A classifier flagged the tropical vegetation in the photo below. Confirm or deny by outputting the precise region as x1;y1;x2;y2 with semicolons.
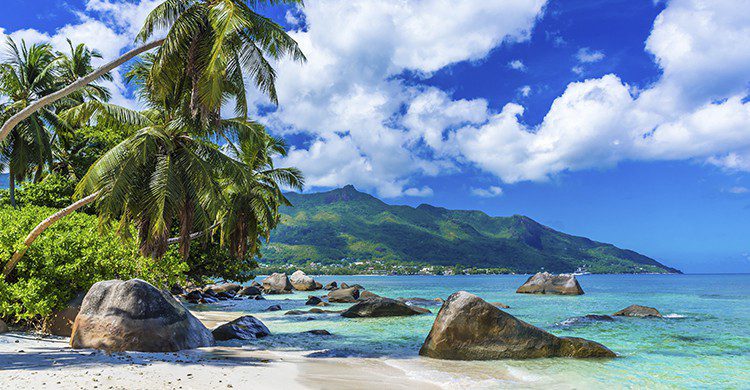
0;0;306;326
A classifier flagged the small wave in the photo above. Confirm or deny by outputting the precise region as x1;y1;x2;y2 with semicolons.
555;314;615;327
305;348;386;358
664;313;687;319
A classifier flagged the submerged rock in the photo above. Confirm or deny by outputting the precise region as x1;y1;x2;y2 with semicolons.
516;272;584;295
305;329;332;336
70;279;214;352
341;297;427;318
328;287;360;303
399;297;444;307
419;291;615;360
557;314;615;327
306;296;323;306
613;305;663;318
212;316;270;341
290;270;318;291
262;273;293;294
284;310;307;316
265;305;282;312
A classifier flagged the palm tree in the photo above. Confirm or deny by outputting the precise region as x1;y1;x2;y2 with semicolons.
136;0;305;125
0;39;60;207
220;127;303;259
0;0;305;144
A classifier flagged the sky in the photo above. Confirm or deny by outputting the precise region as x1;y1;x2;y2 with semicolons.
1;0;750;273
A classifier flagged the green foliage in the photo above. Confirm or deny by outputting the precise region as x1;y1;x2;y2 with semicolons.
0;205;187;324
260;185;680;274
181;240;257;283
0;174;77;209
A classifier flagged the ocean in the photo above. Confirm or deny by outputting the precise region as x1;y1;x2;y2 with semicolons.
193;274;750;388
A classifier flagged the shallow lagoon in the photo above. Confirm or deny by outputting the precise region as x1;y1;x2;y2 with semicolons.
196;274;750;388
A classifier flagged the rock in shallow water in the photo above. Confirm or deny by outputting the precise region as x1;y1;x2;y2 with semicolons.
516;272;584;295
212;316;270;341
290;270;318;291
237;286;262;297
341;297;427;318
262;273;293;294
328;287;360;303
306;296;323;306
419;291;615;360
70;279;214;352
613;304;663;318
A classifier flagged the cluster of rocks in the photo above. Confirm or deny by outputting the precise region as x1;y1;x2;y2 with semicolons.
263;271;323;294
180;282;263;304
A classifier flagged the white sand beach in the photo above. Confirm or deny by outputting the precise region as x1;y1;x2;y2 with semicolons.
0;309;442;390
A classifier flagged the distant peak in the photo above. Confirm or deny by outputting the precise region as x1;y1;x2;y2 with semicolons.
342;184;356;191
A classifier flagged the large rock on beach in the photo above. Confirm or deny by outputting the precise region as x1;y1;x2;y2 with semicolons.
70;279;214;352
43;292;85;336
212;316;270;341
328;287;360;303
613;304;663;318
262;273;293;294
419;291;615;360
290;270;318;291
206;283;242;295
342;297;427;318
516;272;584;295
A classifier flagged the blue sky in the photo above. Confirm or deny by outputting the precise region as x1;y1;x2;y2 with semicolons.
2;0;750;273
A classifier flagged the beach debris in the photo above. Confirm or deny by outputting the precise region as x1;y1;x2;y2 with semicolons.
613;304;663;318
290;270;320;291
262;273;293;294
341;297;428;318
70;279;214;352
516;272;584;295
419;291;615;360
212;315;270;341
327;287;360;303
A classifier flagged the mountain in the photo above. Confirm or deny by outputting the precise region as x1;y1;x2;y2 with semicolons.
261;185;680;274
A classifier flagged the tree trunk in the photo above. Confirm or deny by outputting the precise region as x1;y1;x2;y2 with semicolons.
8;167;16;209
0;39;165;144
3;191;99;277
166;223;220;245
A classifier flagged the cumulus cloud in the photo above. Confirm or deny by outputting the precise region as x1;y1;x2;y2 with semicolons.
519;85;532;97
258;0;547;197
508;59;526;71
404;186;434;197
471;186;503;197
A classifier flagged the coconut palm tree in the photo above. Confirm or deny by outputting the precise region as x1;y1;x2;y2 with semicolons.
0;39;61;207
219;126;303;259
0;0;305;144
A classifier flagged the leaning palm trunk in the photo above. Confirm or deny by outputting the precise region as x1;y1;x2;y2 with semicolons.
0;39;164;143
2;191;99;277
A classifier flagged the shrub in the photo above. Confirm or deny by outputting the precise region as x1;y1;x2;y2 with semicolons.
0;205;188;325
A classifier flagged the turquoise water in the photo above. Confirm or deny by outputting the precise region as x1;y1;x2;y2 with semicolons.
198;274;750;388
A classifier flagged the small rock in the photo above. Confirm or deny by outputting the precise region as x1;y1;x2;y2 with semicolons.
305;296;323;306
213;316;270;341
613;305;663;318
342;297;426;318
323;282;338;291
265;305;282;312
305;329;332;336
328;287;360;303
516;272;584;295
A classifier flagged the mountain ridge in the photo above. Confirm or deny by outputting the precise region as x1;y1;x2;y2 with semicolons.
261;185;681;274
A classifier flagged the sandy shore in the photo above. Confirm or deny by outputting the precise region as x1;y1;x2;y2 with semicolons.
0;309;442;390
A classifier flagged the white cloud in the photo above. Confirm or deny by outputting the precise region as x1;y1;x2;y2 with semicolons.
519;85;532;97
259;0;548;197
575;47;605;63
404;186;434;197
471;186;503;197
508;59;526;71
727;186;749;194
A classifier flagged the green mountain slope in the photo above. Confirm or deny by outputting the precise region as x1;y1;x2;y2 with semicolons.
261;185;680;274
